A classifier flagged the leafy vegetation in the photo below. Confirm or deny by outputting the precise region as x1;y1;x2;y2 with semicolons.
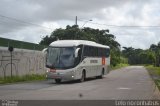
150;43;160;67
146;65;160;76
110;63;129;70
0;74;45;84
145;65;160;90
121;42;160;66
0;37;46;51
122;47;155;65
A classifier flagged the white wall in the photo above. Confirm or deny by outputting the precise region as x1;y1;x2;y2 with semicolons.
0;47;46;77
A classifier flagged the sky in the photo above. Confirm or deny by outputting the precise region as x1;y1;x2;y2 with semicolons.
0;0;160;49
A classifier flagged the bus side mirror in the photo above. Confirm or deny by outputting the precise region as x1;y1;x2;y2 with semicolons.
75;48;80;58
42;48;48;55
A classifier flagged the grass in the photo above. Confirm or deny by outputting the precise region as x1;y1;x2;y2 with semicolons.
110;63;129;70
145;65;160;90
145;65;160;76
0;74;46;84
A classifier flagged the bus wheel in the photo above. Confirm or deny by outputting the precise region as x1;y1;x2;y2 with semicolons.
99;69;104;79
55;79;61;83
80;71;85;82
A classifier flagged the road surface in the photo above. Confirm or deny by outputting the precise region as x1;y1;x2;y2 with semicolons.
0;66;160;100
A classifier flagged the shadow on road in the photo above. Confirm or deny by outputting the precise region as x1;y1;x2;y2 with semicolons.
52;77;105;85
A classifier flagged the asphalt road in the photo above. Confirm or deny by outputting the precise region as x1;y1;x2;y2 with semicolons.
0;66;160;100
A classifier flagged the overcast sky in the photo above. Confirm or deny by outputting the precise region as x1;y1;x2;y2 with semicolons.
0;0;160;49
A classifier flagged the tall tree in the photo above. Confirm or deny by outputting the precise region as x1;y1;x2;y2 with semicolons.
150;42;160;66
122;46;154;65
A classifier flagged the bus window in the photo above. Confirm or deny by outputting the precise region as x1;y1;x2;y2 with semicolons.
84;46;89;57
98;48;103;57
106;48;110;57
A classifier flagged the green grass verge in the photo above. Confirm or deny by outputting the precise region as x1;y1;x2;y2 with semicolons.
145;65;160;76
0;74;46;84
110;63;129;70
145;65;160;90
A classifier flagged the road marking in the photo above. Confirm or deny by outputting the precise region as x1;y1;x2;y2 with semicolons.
136;82;141;85
117;87;131;90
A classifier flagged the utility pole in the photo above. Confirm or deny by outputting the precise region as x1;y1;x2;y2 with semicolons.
75;19;92;39
75;16;77;25
8;46;14;78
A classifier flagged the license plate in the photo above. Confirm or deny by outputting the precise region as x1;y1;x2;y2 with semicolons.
52;76;60;78
50;69;56;72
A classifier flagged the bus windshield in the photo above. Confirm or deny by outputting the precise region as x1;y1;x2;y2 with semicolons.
46;47;75;69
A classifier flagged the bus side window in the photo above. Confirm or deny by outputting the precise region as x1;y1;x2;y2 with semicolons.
88;46;92;57
83;45;89;57
91;46;94;57
103;48;106;57
95;47;98;57
98;48;102;57
84;46;87;57
98;48;100;57
102;48;105;57
106;48;110;57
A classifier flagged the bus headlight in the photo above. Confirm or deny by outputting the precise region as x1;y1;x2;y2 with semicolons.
46;70;49;73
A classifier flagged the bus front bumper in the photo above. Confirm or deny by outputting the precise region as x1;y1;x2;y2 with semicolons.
46;71;75;81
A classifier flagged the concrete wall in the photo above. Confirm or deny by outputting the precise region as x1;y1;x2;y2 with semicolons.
0;47;46;77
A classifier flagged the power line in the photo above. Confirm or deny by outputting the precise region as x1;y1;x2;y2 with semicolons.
78;19;160;28
1;14;160;30
0;14;53;30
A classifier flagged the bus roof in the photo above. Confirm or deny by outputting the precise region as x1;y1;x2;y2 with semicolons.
49;40;109;48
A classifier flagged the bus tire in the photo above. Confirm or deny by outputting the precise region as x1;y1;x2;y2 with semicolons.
55;79;61;83
99;69;105;79
80;71;85;82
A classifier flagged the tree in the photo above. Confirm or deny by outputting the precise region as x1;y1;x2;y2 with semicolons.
39;35;57;45
150;42;160;66
122;47;154;65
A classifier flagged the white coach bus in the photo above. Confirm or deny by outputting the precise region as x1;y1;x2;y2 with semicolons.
45;40;110;83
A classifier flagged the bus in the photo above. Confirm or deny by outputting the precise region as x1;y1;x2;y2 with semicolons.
45;40;110;83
